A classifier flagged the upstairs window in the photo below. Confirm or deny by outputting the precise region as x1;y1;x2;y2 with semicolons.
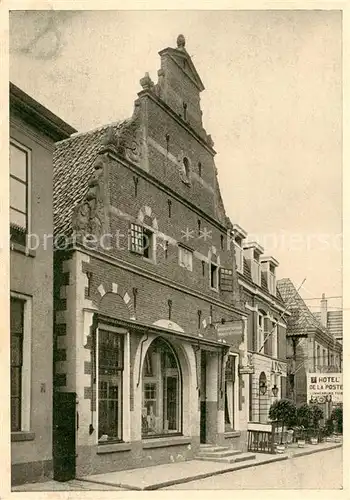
178;245;193;271
10;142;30;246
220;268;233;292
210;262;218;290
130;223;154;260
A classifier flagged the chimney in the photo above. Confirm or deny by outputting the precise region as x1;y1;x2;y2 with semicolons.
320;293;328;327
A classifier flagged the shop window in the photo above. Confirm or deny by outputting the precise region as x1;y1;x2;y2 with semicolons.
224;356;236;431
142;338;181;437
10;142;30;246
10;295;31;433
130;223;154;260
98;330;124;443
178;245;193;271
11;298;24;431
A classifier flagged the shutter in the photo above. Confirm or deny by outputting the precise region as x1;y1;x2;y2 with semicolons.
281;376;287;399
277;325;287;360
220;268;233;292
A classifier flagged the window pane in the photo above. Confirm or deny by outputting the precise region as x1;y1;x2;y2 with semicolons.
11;398;21;432
10;209;26;230
11;299;24;334
98;331;123;443
11;335;22;366
10;144;27;181
142;338;181;437
11;367;21;397
10;177;27;213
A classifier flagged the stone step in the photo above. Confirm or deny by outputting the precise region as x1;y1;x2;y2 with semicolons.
234;452;257;463
195;451;256;464
197;449;243;458
198;446;230;453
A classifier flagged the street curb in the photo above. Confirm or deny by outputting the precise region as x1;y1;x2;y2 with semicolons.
77;455;289;491
288;442;342;459
77;443;342;491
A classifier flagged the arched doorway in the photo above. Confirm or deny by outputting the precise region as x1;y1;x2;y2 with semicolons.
141;337;182;437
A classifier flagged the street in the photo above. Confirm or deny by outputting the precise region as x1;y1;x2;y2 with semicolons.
164;448;342;490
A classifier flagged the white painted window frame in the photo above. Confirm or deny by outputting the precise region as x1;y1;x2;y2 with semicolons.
95;326;130;444
9;139;32;244
10;291;32;433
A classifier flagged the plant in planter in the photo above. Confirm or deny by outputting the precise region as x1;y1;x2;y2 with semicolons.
331;406;343;435
309;405;324;444
269;399;297;450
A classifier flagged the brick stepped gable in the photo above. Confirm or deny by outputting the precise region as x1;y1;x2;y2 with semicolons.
196;444;256;464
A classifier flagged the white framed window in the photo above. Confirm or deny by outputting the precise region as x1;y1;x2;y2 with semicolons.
178;245;193;271
142;338;182;437
272;319;278;358
96;328;125;443
234;240;243;273
10;140;31;246
257;311;268;353
269;265;277;295
10;293;32;433
251;252;261;286
130;223;155;261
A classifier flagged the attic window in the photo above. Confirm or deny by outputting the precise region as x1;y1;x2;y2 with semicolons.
198;162;202;177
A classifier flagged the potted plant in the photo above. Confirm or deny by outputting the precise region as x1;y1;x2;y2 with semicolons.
309;405;324;444
293;426;306;447
269;399;297;452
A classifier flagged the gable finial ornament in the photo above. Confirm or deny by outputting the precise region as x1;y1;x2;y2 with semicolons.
176;34;186;50
140;72;154;91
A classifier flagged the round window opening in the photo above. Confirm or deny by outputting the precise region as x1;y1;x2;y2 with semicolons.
141;338;182;437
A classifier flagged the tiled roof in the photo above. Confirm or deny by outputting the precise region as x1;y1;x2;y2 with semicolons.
53;121;126;237
277;278;329;337
240;257;286;307
314;310;343;339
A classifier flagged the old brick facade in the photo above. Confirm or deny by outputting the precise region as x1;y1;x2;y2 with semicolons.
53;36;250;477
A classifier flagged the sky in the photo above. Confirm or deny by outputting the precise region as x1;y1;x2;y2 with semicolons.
9;9;343;311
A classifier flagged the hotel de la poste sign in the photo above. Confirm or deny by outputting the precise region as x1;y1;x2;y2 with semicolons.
307;373;343;404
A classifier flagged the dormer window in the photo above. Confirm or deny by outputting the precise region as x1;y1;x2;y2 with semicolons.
232;225;247;274
260;257;278;296
251;253;261;286
198;162;202;177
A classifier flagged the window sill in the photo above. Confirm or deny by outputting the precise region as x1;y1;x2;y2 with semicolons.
10;241;36;257
142;436;190;449
97;442;132;454
11;431;35;442
224;430;241;439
